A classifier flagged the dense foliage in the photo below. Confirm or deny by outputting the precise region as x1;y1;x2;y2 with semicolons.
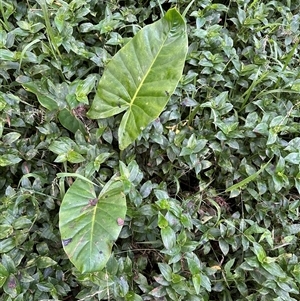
1;0;300;300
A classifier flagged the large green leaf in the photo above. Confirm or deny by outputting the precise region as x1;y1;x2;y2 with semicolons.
87;8;188;150
59;179;126;273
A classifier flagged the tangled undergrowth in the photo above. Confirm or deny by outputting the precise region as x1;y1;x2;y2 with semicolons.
1;0;300;300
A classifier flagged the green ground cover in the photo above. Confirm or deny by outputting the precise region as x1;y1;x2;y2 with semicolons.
1;0;300;300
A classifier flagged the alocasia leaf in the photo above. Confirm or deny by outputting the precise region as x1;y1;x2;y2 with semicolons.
87;8;188;149
59;178;126;273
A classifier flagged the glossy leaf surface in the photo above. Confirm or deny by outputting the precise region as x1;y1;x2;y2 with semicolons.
87;8;188;149
59;179;126;273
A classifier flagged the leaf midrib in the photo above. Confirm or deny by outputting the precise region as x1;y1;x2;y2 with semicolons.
129;26;171;109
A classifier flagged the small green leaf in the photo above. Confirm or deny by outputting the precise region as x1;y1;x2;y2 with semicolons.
0;238;15;253
0;225;13;239
58;109;86;134
36;256;57;269
285;153;300;164
22;81;62;111
125;291;143;301
192;274;201;294
75;74;97;104
54;153;67;163
236;280;248;296
54;7;66;33
219;239;230;256
245;256;260;268
267;129;277;145
49;137;74;154
0;49;15;60
200;273;211;292
158;263;172;282
187;256;201;275
2;132;21;145
149;285;167;298
0;154;22;166
252;242;266;263
158;213;169;229
161;226;176;249
36;282;53;292
3;274;18;298
269;116;286;128
66;150;85;164
253;122;268;135
140;180;153;198
171;273;184;283
49;137;85;163
12;217;32;230
1;254;16;273
117;276;129;297
0;263;9;287
94;152;113;168
261;260;286;278
224;258;235;276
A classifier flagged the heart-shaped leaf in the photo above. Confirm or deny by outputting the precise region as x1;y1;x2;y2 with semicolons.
87;8;188;149
59;178;126;273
